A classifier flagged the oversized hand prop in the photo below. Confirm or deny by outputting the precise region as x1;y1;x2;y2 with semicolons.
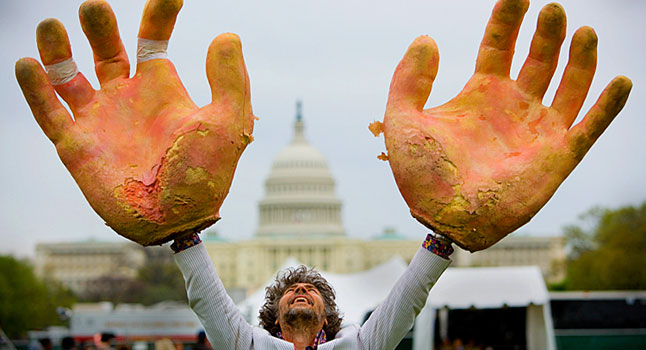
16;0;254;246
375;0;631;251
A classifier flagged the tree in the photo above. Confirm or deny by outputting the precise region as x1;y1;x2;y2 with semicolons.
134;261;187;305
0;256;75;338
82;275;145;304
564;201;646;290
81;260;186;305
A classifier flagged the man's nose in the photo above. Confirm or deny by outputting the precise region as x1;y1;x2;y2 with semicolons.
294;285;307;294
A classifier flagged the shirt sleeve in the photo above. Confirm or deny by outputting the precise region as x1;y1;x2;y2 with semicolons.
358;246;451;350
174;243;254;350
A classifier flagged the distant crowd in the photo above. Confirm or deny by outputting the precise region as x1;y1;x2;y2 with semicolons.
438;337;498;350
31;331;212;350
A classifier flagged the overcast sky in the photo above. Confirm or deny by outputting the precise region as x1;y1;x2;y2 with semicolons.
1;0;644;257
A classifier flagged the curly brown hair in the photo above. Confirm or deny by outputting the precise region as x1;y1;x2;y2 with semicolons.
258;265;343;339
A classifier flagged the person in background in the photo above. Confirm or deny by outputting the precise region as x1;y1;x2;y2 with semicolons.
94;333;115;350
192;331;211;350
61;337;77;350
452;338;465;350
27;340;42;350
38;339;52;350
154;338;175;350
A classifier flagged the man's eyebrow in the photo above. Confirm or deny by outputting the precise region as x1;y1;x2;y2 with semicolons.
308;286;321;293
303;284;320;292
284;283;317;291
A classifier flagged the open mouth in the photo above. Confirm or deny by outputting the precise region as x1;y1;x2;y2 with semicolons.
291;296;312;306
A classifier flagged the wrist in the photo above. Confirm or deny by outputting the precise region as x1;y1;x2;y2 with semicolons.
422;233;454;259
170;232;202;253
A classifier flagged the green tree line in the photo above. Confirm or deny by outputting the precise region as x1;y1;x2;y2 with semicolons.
81;260;187;305
561;201;646;290
0;256;75;338
0;256;185;339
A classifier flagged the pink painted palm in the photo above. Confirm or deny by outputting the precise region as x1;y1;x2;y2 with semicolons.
16;0;254;245
378;0;631;251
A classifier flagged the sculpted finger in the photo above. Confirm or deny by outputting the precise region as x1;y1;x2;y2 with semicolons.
136;0;182;66
79;0;130;85
36;18;94;109
566;76;631;163
206;33;253;131
386;35;439;112
475;0;529;76
16;58;75;144
137;0;183;76
552;26;597;128
138;0;182;40
517;3;566;98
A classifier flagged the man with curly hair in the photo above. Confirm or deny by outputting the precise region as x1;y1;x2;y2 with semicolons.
172;231;453;350
258;266;344;343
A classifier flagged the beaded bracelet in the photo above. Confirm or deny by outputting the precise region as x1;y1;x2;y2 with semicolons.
422;233;454;259
170;232;202;253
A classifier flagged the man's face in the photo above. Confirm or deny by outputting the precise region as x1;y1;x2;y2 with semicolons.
277;282;326;330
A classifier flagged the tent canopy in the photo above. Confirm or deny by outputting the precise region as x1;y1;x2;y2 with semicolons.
237;259;555;350
414;265;555;350
429;266;549;309
236;255;409;326
237;262;550;325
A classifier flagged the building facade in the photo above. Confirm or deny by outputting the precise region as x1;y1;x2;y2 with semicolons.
34;241;146;294
454;235;566;283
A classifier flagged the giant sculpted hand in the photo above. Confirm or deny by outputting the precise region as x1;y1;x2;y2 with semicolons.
16;0;254;246
375;0;632;251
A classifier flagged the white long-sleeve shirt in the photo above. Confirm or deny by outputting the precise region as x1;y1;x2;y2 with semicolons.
174;244;450;350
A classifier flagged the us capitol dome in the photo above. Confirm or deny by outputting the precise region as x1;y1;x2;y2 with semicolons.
256;101;345;238
199;102;421;294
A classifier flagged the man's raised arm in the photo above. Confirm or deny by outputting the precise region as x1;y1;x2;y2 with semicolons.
172;234;254;350
358;234;453;350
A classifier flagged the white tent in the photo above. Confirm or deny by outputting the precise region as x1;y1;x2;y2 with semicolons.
236;256;408;326
413;266;556;350
237;261;555;350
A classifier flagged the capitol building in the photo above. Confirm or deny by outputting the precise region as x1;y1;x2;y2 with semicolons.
200;103;566;294
202;102;421;294
34;103;566;296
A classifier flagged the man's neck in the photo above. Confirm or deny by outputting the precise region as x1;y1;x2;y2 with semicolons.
280;327;321;350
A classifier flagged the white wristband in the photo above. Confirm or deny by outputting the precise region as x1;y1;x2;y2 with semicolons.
44;58;79;85
137;38;169;63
